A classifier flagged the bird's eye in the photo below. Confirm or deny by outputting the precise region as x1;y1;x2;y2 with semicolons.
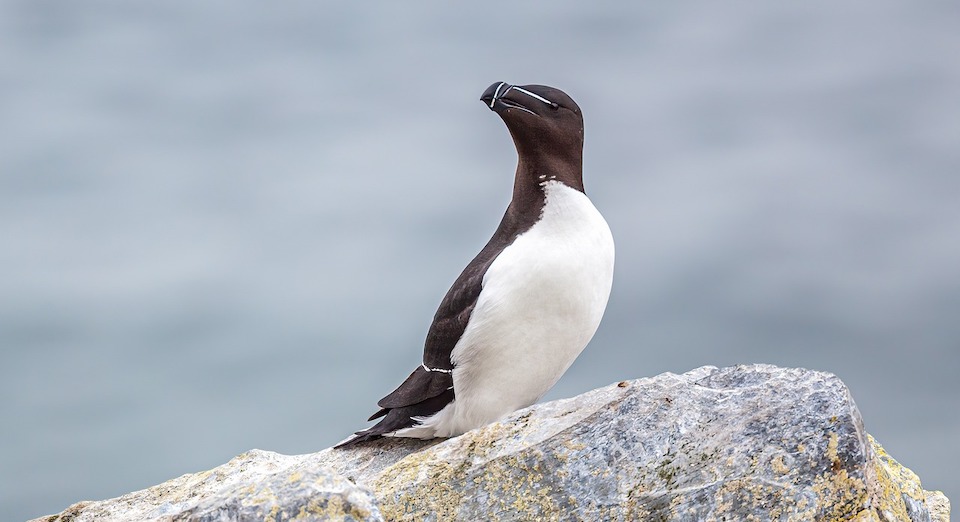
550;102;560;110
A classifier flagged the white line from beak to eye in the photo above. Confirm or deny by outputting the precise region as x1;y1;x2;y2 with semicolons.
511;86;554;106
490;82;506;108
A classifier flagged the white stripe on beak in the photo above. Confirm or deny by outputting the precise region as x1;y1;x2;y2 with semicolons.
490;82;506;108
512;86;556;107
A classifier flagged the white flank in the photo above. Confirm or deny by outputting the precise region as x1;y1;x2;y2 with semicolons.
394;181;615;438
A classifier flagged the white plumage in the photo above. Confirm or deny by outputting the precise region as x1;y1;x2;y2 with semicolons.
394;180;615;438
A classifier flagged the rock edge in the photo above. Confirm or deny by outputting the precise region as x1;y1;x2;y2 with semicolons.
34;365;950;522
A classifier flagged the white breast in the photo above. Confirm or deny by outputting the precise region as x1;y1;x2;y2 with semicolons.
394;181;615;439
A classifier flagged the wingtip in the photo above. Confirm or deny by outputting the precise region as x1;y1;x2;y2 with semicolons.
367;408;389;422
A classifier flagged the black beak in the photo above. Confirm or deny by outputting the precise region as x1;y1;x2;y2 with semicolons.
480;81;512;110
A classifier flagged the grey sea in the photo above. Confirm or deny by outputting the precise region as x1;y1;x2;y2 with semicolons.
2;2;958;520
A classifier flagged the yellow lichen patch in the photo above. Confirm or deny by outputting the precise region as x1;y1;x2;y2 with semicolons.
707;477;796;521
476;448;561;520
266;502;281;522
863;435;947;522
810;467;867;520
374;455;462;521
321;495;343;520
848;508;883;521
249;484;279;506
811;429;874;519
825;432;840;466
372;423;504;520
292;484;374;521
771;454;790;476
711;478;746;518
373;419;570;521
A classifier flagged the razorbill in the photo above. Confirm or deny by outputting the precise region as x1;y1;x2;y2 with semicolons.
335;82;614;448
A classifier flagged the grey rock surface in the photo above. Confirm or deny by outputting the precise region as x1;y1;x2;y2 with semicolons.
37;451;383;522
36;365;949;522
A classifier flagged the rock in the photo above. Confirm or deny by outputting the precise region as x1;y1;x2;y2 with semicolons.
366;364;949;521
36;450;383;522
35;365;949;522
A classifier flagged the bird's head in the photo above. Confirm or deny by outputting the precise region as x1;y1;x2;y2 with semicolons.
480;82;584;164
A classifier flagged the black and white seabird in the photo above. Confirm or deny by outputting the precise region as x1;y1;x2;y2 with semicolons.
335;82;615;448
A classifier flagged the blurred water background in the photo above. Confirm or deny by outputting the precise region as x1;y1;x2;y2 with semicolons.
2;2;958;519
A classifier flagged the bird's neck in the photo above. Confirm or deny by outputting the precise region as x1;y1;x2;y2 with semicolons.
510;151;583;213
